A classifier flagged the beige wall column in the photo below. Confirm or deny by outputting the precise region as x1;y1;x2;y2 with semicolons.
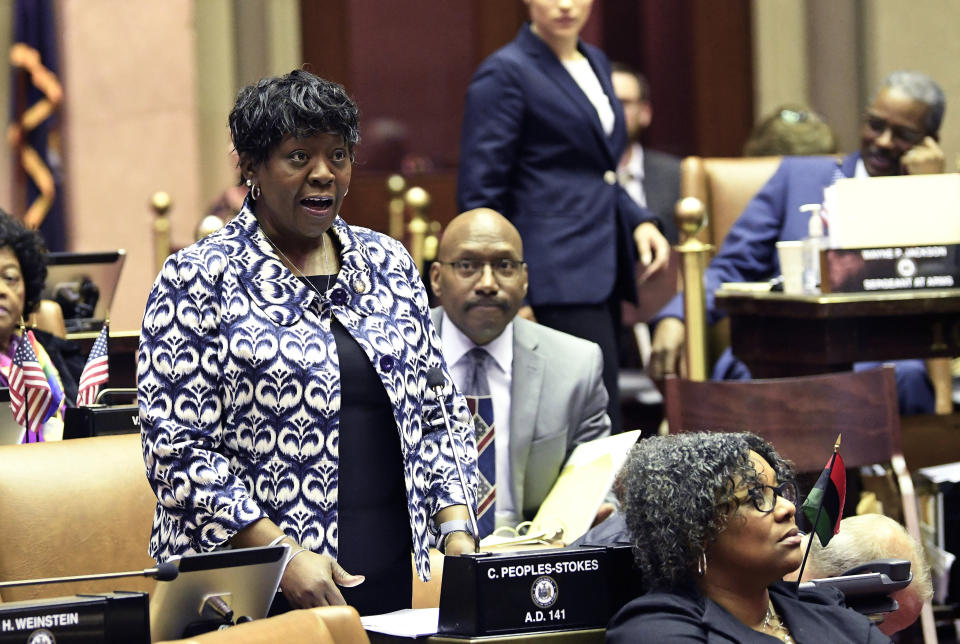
806;0;862;153
196;0;301;217
234;0;302;88
750;0;810;124
196;0;238;209
59;0;201;331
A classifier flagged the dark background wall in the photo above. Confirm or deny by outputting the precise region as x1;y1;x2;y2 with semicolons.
300;0;754;233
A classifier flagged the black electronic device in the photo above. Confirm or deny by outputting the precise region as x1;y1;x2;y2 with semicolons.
43;250;125;333
437;544;641;637
0;591;149;644
149;546;287;641
799;558;912;616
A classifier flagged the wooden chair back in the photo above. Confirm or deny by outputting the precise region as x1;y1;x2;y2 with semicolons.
664;366;901;472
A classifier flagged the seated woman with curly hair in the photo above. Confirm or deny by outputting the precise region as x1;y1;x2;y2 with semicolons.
0;210;84;441
607;432;889;643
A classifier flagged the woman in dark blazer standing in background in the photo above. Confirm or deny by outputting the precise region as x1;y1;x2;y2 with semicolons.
457;0;669;432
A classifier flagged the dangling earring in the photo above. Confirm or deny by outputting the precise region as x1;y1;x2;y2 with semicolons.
697;552;708;577
247;178;261;201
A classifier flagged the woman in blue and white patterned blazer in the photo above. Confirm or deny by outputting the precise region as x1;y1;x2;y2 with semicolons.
138;70;478;616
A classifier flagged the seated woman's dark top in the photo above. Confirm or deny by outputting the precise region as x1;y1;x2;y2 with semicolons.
33;329;85;404
606;582;890;643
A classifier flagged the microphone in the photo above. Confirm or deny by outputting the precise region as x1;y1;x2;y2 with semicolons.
426;366;480;553
0;561;179;589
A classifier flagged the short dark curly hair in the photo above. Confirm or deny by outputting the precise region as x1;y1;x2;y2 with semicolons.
617;432;795;593
229;69;360;168
0;211;47;315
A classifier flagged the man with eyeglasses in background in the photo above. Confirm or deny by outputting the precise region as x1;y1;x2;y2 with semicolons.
649;70;945;415
611;62;681;245
430;208;611;537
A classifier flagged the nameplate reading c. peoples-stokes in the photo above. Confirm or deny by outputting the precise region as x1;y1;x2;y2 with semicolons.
821;243;960;293
437;545;639;637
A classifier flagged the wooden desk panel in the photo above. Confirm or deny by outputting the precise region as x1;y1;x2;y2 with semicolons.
716;288;960;378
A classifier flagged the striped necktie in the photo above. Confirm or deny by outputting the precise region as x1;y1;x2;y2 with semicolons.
462;347;495;538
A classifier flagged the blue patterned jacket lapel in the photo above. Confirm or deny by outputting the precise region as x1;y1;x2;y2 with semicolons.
227;206;383;326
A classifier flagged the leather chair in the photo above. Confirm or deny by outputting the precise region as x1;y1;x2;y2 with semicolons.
664;365;937;643
28;298;68;339
680;155;783;250
620;156;784;426
677;155;783;369
154;605;370;644
0;433;157;603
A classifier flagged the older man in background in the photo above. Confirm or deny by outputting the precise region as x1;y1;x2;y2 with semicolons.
649;70;945;414
785;514;932;636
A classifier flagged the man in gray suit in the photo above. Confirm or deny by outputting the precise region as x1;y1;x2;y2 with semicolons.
430;208;611;529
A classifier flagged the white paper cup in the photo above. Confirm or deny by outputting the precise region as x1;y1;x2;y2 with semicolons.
776;240;805;294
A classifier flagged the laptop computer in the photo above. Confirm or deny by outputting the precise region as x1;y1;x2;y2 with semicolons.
149;545;288;641
42;250;126;333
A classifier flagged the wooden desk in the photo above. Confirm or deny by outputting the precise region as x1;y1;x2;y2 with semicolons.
715;288;960;378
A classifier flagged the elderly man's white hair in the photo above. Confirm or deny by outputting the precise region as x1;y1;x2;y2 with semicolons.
805;513;932;602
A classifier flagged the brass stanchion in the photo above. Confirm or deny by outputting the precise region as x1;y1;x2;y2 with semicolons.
151;191;172;276
195;214;225;241
405;186;430;273
387;174;406;241
424;220;441;263
675;197;713;381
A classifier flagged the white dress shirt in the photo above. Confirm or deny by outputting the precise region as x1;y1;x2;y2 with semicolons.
618;142;647;207
440;311;516;527
562;57;615;137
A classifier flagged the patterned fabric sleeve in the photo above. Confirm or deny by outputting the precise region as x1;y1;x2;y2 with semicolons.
390;237;479;530
138;249;266;560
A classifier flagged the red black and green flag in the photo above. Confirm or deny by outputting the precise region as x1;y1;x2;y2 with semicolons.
801;447;846;547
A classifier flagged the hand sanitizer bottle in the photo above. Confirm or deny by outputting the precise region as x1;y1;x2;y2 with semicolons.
800;204;825;294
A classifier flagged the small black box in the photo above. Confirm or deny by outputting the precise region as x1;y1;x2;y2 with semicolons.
63;405;139;439
437;545;641;637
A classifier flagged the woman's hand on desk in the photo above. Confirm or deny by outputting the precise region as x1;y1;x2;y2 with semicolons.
280;550;365;609
901;135;945;175
442;531;478;556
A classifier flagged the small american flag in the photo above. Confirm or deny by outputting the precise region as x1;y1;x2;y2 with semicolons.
9;333;53;438
77;324;109;406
